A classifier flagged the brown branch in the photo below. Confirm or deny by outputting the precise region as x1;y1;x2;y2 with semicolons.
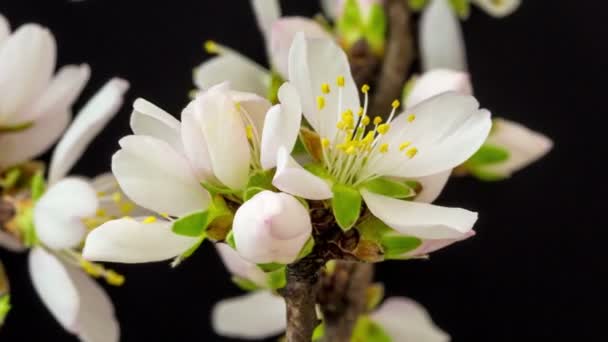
0;199;14;230
279;253;324;342
369;0;415;117
318;261;374;342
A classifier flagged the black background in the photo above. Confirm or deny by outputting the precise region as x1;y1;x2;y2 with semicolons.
0;0;606;341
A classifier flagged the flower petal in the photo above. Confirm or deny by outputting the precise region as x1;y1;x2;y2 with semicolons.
83;218;199;263
34;178;98;249
0;15;9;46
272;147;333;200
361;189;477;239
271;17;333;78
288;33;360;141
180;101;215;182
419;0;467;71
48;78;129;184
261;82;302;169
406;231;475;258
113;135;210;216
481;118;553;176
0;24;56;124
216;243;267;287
212;291;286;339
233;191;312;264
22;64;90;123
90;173;151;218
29;247;119;342
194;83;250;190
231;90;272;139
130;98;183;153
366;93;491;178
413;170;452;204
250;0;280;52
371;297;450;342
194;54;269;97
473;0;521;17
405;69;472;108
0;110;69;170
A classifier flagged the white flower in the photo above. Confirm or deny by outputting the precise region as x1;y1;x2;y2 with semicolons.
405;69;472;108
216;243;268;287
472;0;521;18
233;191;312;264
273;33;491;240
212;291;448;341
194;0;329;96
0;16;90;170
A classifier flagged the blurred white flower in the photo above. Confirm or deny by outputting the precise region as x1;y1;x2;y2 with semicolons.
216;243;268;287
472;0;521;18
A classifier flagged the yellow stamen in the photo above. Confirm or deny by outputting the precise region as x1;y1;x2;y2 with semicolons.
379;144;389;153
160;213;170;219
407;114;416;123
246;125;254;140
119;202;135;215
406;147;418;159
337;76;345;87
317;96;326;110
321;138;330;148
204;40;219;54
361;116;370;126
345;145;357;155
143;216;157;224
80;260;102;278
97;191;106;197
373;116;383;125
95;209;107;218
111;192;122;203
357;107;364;116
361;84;370;94
105;270;125;286
391;100;400;109
377;123;390;135
399;141;412;151
321;83;331;94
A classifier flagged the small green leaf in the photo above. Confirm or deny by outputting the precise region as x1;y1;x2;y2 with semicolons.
312;322;325;341
469;167;507;182
225;230;236;249
258;263;284;273
30;171;46;201
408;0;429;11
0;295;10;326
332;184;362;231
361;177;415;199
0;168;21;189
172;211;209;237
466;144;510;167
381;234;422;259
201;181;239;196
266;267;287;290
364;3;387;54
296;237;315;260
352;316;391;342
449;0;471;19
232;276;261;291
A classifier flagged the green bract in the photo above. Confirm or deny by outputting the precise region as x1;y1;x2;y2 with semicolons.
266;267;287;290
332;183;362;231
172;211;209;237
361;177;416;199
232;276;261;292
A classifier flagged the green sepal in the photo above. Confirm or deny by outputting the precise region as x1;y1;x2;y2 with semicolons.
172;211;209;237
0;168;21;190
408;0;429;11
469;167;507;182
466;144;510;167
225;230;236;249
304;163;332;180
0;121;33;134
364;3;387;55
30;171;46;201
352;316;392;342
243;170;274;201
366;283;385;311
296;237;315;261
381;234;422;259
243;186;265;202
361;177;415;199
258;262;284;273
312;322;325;341
266;267;287;290
331;184;362;231
0;295;10;326
449;0;471;19
202;181;239;196
267;70;284;105
232;276;261;292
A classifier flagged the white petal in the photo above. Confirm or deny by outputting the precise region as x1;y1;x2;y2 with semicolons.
250;0;281;55
29;247;119;342
0;15;9;47
48;78;129;184
481;118;553;176
0;230;25;252
180;101;215;182
215;243;267;287
288;33;360;141
272;147;333;200
212;291;286;339
231;90;272;139
0;24;56;124
371;297;450;342
22;64;90;123
233;191;312;264
405;231;475;258
420;0;467;71
366;93;491;178
194;54;269;97
271;17;333;78
83;218;199;263
130;98;183;153
113;135;210;216
414;170;452;203
321;0;339;19
90;173;151;218
194;83;250;190
361;189;477;239
405;69;472;108
261;82;302;169
34;178;98;249
473;0;521;17
0;111;69;170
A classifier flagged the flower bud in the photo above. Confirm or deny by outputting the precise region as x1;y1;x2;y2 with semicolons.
232;191;311;264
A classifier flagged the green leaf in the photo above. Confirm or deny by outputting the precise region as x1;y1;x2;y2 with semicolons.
243;186;265;201
225;230;236;249
408;0;429;11
172;211;209;237
258;263;284;273
30;171;46;201
266;267;287;290
232;276;261;291
469;167;507;182
201;181;239;196
0;168;21;189
381;234;422;259
243;170;275;201
466;144;510;167
296;237;315;260
449;0;471;19
364;3;387;55
337;0;363;35
0;295;10;326
352;316;392;342
361;177;415;199
312;322;325;341
332;184;362;231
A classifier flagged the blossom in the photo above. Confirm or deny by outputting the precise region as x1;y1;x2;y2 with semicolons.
215;243;268;287
273;33;490;243
472;0;521;18
212;290;448;341
1;78;129;342
0;15;90;170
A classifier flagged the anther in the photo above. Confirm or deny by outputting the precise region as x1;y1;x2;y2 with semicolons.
407;114;416;123
399;142;412;151
406;147;418;159
373;116;383;125
321;138;330;148
361;116;370;126
204;40;219;54
143;216;157;224
321;83;331;94
337;76;345;87
246;125;254;140
361;84;370;93
317;96;326;110
379;144;389;153
391;100;400;109
377;123;390;135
